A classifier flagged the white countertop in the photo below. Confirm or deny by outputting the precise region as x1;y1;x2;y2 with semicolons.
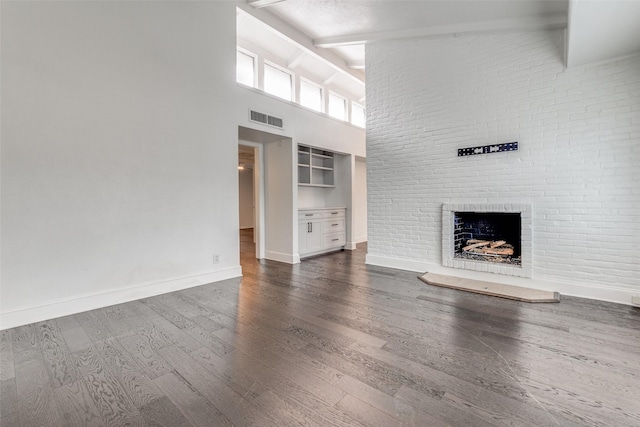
299;207;346;211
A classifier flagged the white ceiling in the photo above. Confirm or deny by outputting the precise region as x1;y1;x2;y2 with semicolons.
567;0;640;67
265;0;568;41
243;0;640;73
237;6;366;100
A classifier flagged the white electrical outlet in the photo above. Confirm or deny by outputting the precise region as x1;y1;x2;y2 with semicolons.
632;296;640;307
213;254;220;264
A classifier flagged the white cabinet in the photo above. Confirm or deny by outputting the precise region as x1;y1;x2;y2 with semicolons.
298;216;323;254
298;145;334;187
298;208;346;258
321;208;346;249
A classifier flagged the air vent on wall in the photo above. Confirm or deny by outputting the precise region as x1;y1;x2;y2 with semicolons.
249;109;284;129
267;115;283;128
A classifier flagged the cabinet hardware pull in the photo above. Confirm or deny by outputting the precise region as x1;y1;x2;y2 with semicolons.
305;214;313;216
308;223;310;233
331;212;338;215
332;224;339;226
332;238;339;241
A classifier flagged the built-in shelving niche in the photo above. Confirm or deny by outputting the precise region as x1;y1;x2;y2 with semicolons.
298;145;334;187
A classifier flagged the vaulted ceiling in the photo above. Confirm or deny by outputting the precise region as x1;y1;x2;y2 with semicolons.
241;0;640;77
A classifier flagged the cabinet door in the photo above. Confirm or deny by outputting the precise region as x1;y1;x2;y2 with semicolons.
307;219;323;252
298;221;309;254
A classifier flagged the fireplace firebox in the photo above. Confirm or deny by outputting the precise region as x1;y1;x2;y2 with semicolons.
442;203;532;278
454;212;521;266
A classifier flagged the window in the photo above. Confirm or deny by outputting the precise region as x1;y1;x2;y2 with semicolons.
351;102;366;128
328;92;347;120
236;50;255;87
264;62;293;101
300;79;323;112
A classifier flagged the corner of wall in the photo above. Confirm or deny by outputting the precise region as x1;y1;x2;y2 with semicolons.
0;266;243;330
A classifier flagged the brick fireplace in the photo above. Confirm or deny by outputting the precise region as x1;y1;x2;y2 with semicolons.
442;204;532;278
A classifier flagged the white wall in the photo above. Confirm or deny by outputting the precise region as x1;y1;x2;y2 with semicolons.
236;87;366;158
353;158;368;243
366;31;640;305
264;139;296;263
239;168;255;229
298;186;327;209
1;1;241;328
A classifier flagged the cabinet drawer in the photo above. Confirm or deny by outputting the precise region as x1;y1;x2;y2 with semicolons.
324;232;345;248
298;210;323;220
323;218;345;233
322;209;345;219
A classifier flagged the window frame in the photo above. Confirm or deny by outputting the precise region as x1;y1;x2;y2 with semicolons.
328;91;348;121
263;60;295;102
299;77;324;113
236;47;258;88
351;101;366;128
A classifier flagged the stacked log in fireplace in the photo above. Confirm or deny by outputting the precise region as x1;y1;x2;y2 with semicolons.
454;212;522;266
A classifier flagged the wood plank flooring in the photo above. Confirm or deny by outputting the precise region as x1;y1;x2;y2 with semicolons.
1;229;639;426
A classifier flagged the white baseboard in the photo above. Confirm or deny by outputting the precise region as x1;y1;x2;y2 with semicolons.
265;250;298;264
365;254;639;306
0;266;242;330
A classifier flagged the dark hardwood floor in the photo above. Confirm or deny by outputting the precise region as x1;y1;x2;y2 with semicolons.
1;228;639;426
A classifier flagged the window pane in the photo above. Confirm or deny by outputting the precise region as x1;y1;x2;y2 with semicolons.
264;63;292;101
236;51;254;87
329;93;346;120
351;102;366;128
300;80;322;112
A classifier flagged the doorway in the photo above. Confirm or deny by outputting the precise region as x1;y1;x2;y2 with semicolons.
238;142;263;261
238;144;258;262
239;126;300;266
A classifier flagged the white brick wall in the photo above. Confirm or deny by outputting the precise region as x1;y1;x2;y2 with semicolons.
366;30;640;297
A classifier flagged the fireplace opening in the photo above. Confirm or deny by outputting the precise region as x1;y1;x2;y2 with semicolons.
454;212;521;266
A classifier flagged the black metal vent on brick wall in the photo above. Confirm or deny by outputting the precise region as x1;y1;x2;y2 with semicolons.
458;142;518;157
249;110;284;129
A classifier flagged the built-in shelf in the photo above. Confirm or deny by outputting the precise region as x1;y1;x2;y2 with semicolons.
298;145;334;187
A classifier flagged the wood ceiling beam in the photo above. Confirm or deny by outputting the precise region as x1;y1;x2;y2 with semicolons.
248;0;288;9
314;13;567;48
322;72;340;86
286;51;306;69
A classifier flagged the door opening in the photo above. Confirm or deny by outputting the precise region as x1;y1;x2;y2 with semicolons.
238;144;256;260
238;142;263;260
